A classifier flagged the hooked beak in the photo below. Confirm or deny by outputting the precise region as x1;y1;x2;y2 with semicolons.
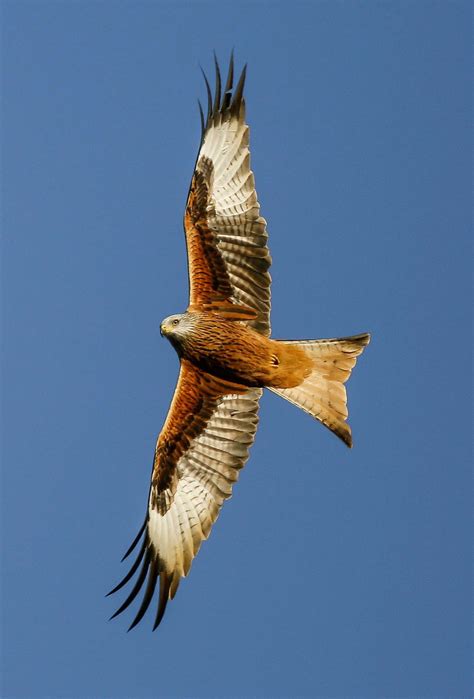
160;323;166;337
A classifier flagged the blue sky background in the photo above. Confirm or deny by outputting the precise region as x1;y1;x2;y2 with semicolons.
2;2;472;698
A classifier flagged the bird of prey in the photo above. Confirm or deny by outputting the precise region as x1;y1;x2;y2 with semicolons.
108;54;370;631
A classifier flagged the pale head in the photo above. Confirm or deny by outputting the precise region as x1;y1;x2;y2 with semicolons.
160;313;197;346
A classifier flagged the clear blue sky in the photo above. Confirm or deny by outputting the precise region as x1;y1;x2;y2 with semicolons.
2;2;471;698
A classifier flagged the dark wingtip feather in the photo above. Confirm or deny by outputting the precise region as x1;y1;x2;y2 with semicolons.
225;49;234;92
336;425;353;449
127;559;159;632
152;572;172;631
198;52;246;131
222;50;234;110
200;66;213;127
106;535;147;597
197;99;205;138
121;518;147;562
230;63;247;116
109;548;151;621
213;52;222;114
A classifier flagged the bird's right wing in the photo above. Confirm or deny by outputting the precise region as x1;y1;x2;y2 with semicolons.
108;359;262;630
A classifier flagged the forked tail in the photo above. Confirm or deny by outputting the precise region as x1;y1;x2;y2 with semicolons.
268;333;370;447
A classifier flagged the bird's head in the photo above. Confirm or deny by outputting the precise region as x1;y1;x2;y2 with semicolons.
160;313;197;350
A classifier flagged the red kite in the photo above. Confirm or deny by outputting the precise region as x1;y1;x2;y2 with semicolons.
108;55;370;630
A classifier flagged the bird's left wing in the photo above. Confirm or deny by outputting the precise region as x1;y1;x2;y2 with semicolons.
184;55;272;336
108;359;262;630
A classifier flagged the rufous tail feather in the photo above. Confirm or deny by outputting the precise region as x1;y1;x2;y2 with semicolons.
268;333;370;447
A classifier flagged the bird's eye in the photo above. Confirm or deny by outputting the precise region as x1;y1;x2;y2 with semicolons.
172;319;179;326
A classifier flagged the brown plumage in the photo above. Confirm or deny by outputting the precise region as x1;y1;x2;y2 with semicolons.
108;54;370;631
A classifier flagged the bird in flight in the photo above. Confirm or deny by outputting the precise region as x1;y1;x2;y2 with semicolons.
108;54;370;631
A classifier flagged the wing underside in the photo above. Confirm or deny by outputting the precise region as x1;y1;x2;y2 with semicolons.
109;361;262;630
184;54;272;336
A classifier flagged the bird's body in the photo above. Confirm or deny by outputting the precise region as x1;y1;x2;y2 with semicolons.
109;55;370;631
161;310;313;389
